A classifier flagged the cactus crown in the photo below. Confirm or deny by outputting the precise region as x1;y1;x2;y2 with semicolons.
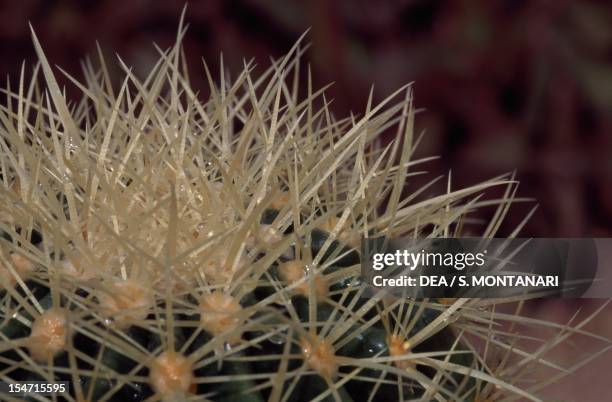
0;13;609;402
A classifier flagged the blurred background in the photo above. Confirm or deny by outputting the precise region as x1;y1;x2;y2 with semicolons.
1;1;611;400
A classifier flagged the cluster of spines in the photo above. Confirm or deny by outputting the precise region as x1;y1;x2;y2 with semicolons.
0;13;609;402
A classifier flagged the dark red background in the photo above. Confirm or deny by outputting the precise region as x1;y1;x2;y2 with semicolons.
2;0;612;237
